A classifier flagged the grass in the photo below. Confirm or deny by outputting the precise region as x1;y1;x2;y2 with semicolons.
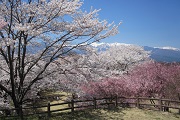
1;91;180;120
2;108;180;120
50;108;180;120
39;91;71;113
25;91;180;119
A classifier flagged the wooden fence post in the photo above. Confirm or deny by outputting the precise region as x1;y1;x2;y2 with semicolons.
93;97;97;109
177;94;180;114
137;97;140;108
47;102;51;118
111;95;113;102
71;99;74;113
159;98;162;111
115;95;118;107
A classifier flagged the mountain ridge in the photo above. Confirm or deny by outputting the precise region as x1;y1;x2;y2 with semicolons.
91;42;180;62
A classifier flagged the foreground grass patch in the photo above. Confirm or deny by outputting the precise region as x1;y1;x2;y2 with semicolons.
50;108;180;120
1;108;180;120
122;108;180;120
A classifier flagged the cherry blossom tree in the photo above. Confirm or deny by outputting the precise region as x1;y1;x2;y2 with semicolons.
73;44;150;98
80;77;133;99
128;61;180;111
77;44;150;78
129;61;180;98
80;61;180;101
97;44;150;73
0;0;119;114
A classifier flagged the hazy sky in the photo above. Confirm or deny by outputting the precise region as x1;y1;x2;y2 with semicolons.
82;0;180;48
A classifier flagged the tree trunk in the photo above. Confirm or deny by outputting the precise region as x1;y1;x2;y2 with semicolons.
12;97;23;119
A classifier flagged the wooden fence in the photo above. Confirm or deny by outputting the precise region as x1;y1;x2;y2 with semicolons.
0;96;180;119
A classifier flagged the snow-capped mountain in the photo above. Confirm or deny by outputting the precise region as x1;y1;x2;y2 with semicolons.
91;42;180;62
154;46;180;51
91;42;131;47
144;46;180;62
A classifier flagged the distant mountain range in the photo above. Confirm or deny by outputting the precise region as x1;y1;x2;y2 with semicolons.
144;46;180;62
91;42;180;63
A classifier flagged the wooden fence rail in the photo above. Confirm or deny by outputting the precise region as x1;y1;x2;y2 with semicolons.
0;96;180;119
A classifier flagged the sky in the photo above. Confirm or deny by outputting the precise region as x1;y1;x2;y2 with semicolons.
82;0;180;49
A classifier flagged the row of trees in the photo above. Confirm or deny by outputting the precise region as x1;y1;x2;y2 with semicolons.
1;0;179;117
0;2;152;110
57;44;150;95
81;61;180;100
